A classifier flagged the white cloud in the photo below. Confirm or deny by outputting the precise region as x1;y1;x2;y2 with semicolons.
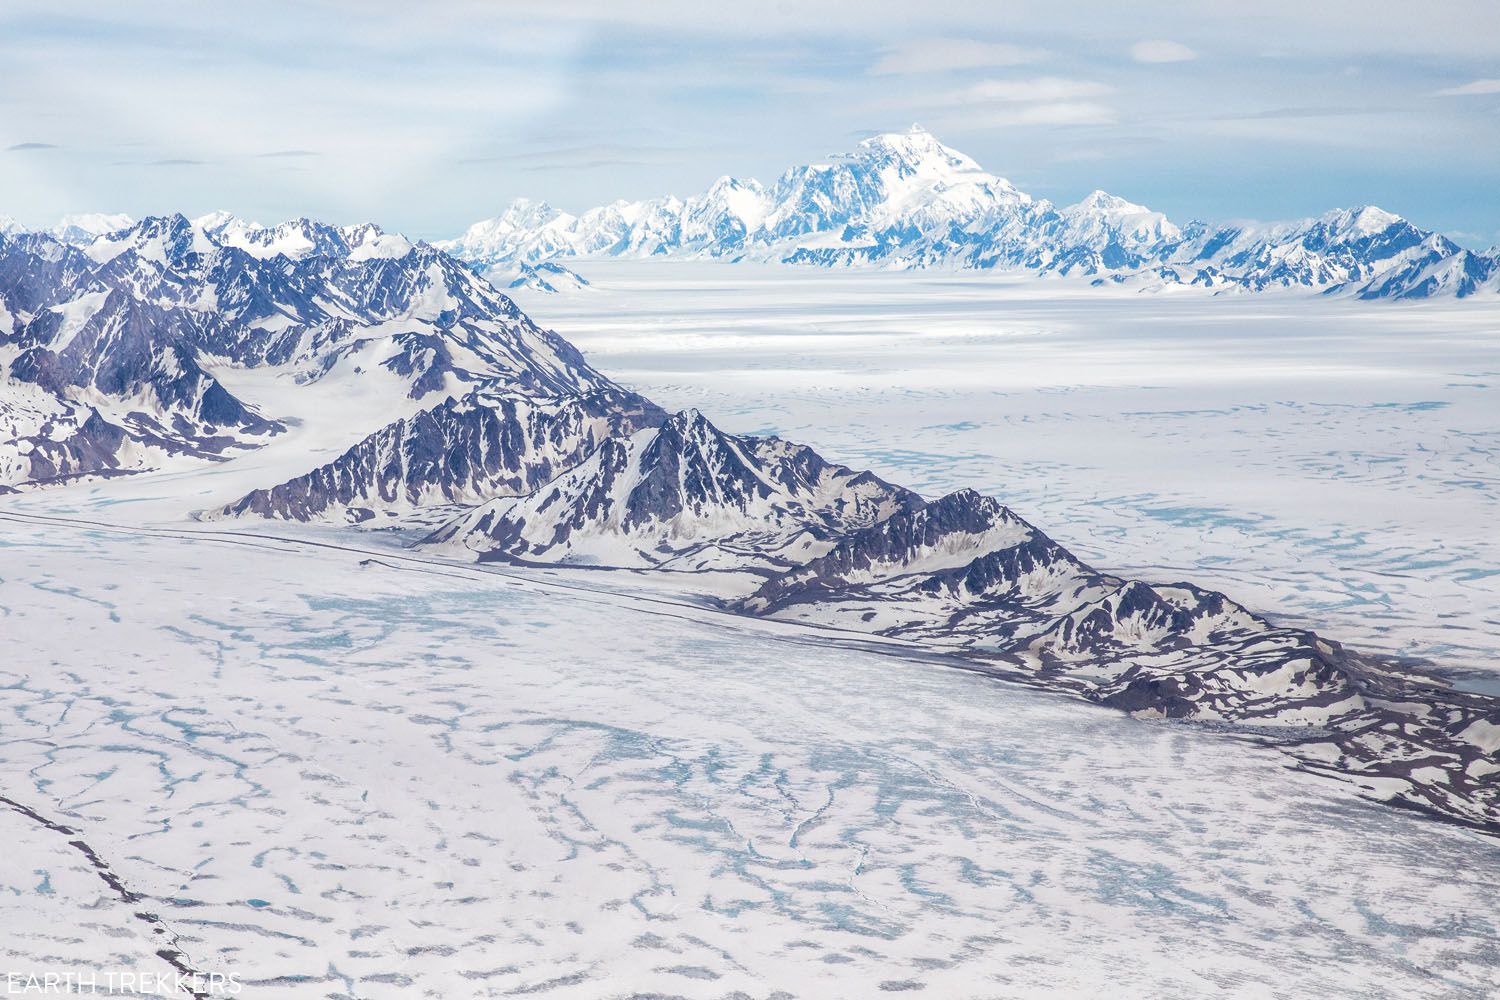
959;102;1118;128
871;39;1047;75
1131;39;1198;64
920;77;1116;129
957;77;1112;103
1434;78;1500;96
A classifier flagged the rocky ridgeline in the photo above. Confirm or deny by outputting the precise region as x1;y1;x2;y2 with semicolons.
1;208;1494;833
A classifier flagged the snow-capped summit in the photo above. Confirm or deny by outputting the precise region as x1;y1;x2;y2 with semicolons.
51;212;134;245
445;128;1498;299
756;125;1033;253
85;212;216;266
681;176;769;248
444;199;577;268
1062;190;1181;246
504;260;591;294
190;209;244;233
1334;204;1403;236
209;216;406;261
848;123;985;176
507;197;569;230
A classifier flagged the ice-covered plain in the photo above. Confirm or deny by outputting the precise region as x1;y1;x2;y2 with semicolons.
2;216;1497;997
3;515;1499;998
516;262;1500;689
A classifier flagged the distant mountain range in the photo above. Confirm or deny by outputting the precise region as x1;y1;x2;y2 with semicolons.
1;206;1495;835
442;125;1500;299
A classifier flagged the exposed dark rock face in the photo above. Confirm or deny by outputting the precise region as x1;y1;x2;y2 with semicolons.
425;408;919;569
419;409;1500;830
219;387;665;521
17;408;132;485
8;288;272;432
0;214;631;490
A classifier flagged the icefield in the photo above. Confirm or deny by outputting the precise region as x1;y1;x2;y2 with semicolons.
1;223;1497;996
3;515;1499;998
5;0;1500;990
522;263;1500;689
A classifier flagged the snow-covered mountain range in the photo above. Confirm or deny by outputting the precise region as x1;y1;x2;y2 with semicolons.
1;207;1495;836
443;126;1500;299
0;213;646;491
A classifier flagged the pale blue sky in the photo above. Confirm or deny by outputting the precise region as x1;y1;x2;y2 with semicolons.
3;1;1499;245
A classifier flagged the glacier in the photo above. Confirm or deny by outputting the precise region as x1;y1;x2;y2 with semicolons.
2;205;1498;996
2;514;1498;997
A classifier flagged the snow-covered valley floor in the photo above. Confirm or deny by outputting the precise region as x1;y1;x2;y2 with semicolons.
517;263;1500;689
4;262;1500;997
3;512;1499;998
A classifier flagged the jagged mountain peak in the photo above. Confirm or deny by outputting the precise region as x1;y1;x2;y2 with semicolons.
1059;189;1181;249
68;212;424;268
499;198;567;226
445;128;1495;299
426;407;918;569
52;212;135;244
191;209;243;232
216;215;413;261
0;207;633;492
85;212;216;266
705;175;764;195
505;260;590;294
741;486;1037;601
444;128;1042;273
659;405;713;434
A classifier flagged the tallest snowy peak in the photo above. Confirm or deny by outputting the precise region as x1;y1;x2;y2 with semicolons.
1330;205;1403;235
1073;190;1139;212
852;124;981;174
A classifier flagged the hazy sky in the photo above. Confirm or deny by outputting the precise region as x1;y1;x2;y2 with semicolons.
3;1;1499;244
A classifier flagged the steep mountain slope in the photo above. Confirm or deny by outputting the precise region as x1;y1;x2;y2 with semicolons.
218;386;663;522
741;488;1117;639
426;408;918;569
0;230;280;485
0;213;640;491
446;126;1499;299
502;261;591;294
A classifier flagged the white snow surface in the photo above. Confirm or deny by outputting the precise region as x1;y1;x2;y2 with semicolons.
4;258;1500;995
2;513;1498;997
512;260;1500;686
